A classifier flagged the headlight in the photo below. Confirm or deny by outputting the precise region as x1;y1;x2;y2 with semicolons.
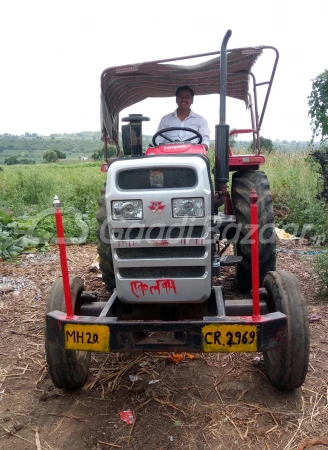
112;200;143;220
172;198;204;217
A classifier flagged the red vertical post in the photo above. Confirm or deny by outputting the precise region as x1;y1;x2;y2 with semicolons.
225;191;233;215
53;196;74;318
250;188;261;320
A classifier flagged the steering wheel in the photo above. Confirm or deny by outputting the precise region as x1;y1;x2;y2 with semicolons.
152;127;202;146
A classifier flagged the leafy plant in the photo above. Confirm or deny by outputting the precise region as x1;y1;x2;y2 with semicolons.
314;252;328;296
0;210;41;259
0;206;91;260
308;146;328;203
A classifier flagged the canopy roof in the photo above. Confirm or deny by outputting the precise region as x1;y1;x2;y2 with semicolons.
100;47;265;144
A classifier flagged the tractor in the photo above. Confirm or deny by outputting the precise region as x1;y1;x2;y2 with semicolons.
45;30;310;391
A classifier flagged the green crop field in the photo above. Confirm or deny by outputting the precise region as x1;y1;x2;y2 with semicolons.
0;161;105;213
0;161;106;258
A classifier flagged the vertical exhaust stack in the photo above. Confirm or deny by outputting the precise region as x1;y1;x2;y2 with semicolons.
214;30;232;210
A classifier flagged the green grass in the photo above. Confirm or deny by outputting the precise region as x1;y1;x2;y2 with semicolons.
207;148;328;243
264;151;319;208
0;162;105;214
0;162;106;257
1;150;327;257
263;151;328;242
2;149;327;297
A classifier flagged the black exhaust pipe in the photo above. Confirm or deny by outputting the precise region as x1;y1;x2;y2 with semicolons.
214;30;232;209
121;114;150;156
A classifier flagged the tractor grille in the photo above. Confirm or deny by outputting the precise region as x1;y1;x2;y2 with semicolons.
116;246;205;259
119;266;205;279
113;226;205;240
117;168;197;190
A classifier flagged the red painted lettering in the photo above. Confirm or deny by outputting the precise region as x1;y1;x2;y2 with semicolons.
153;240;169;247
130;281;149;298
149;280;161;294
161;279;177;294
130;279;177;298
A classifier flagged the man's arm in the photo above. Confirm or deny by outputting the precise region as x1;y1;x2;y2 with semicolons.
157;116;166;132
199;117;210;150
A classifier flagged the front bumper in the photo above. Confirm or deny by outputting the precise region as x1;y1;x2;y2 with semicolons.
46;308;287;354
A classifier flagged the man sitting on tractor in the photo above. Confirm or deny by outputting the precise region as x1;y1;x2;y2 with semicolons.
157;85;210;150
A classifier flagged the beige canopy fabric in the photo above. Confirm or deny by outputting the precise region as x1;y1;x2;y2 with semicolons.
100;47;263;145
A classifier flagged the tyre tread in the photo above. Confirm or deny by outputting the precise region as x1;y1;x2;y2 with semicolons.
263;270;310;390
45;276;91;390
231;170;276;291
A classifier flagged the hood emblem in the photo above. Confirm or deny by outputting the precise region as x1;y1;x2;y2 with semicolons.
148;201;166;213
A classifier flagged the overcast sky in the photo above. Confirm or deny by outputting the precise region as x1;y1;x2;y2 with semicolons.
1;0;327;142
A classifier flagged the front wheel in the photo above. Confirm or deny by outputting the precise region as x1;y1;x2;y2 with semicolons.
45;276;91;390
263;270;310;390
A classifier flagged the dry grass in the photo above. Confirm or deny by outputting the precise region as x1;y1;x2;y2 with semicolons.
0;241;327;449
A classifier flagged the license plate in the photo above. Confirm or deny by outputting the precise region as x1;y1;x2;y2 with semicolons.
64;324;110;352
202;324;257;352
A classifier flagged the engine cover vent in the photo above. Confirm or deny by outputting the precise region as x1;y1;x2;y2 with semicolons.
117;167;197;190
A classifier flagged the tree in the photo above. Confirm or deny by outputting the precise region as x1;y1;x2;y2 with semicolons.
248;136;274;153
308;69;328;143
260;136;274;153
53;149;66;159
229;129;238;148
43;150;57;163
91;148;104;160
4;156;20;165
20;159;36;164
308;70;328;203
90;145;116;160
309;148;328;202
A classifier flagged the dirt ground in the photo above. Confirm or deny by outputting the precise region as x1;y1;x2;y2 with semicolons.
0;238;328;450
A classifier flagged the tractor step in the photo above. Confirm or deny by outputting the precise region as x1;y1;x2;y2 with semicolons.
219;255;242;266
213;213;236;227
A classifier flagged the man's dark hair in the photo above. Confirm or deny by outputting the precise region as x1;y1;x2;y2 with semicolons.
175;85;194;98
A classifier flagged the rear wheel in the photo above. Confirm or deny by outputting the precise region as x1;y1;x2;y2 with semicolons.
263;270;310;390
97;184;115;292
231;170;276;291
45;276;91;390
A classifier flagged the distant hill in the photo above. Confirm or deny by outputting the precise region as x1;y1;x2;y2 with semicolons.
0;132;103;164
0;131;314;165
